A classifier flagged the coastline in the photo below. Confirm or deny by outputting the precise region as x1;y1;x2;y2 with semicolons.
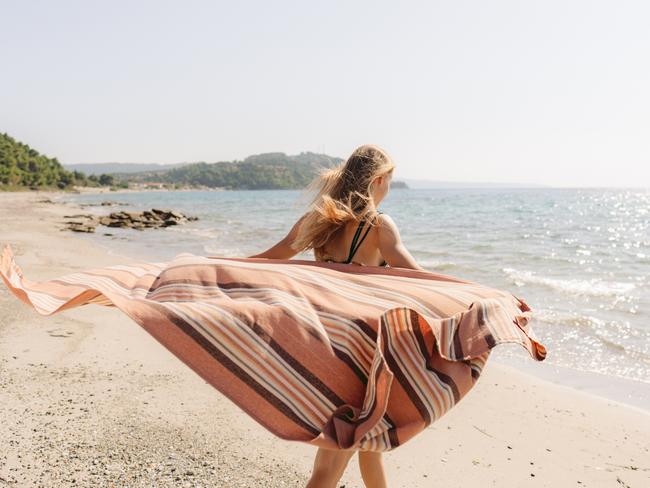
490;348;650;413
1;190;648;487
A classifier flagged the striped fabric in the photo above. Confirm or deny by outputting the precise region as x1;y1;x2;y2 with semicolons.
0;244;546;452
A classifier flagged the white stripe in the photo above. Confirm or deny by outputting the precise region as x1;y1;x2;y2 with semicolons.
382;310;440;423
166;301;334;428
392;308;453;412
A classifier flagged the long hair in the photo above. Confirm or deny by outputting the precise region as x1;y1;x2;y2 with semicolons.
291;144;395;254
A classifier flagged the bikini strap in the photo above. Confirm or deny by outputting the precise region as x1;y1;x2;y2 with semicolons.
345;211;382;264
345;220;366;263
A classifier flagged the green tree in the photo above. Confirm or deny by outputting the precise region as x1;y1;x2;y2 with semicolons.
98;173;114;186
0;132;86;190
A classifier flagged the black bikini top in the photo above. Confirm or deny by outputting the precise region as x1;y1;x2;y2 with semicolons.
324;211;387;267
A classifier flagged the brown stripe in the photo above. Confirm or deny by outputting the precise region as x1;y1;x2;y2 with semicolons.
145;300;322;437
470;364;481;381
387;425;400;449
477;299;497;348
452;315;465;360
380;314;432;425
248;316;347;408
332;347;370;385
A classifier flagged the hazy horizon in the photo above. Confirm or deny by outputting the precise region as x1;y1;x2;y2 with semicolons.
3;1;649;189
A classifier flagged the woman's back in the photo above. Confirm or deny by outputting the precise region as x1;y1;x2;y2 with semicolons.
314;212;387;267
314;211;423;271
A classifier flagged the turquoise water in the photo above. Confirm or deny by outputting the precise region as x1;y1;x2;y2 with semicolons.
64;188;650;386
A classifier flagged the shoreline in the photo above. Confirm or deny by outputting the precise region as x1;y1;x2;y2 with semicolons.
1;190;649;487
0;185;226;194
490;349;650;413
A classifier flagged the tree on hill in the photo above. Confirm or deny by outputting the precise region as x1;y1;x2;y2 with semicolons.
98;173;114;186
0;133;84;189
0;133;123;190
116;152;344;190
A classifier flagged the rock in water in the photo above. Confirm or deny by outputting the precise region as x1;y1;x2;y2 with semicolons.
63;208;198;232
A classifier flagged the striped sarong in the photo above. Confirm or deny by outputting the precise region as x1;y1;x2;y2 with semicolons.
0;244;546;452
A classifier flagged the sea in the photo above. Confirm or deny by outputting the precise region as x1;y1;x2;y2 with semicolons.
62;187;650;410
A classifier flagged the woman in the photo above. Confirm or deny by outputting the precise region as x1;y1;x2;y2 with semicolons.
249;144;424;488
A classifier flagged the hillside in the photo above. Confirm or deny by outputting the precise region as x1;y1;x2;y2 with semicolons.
0;133;121;191
0;133;78;189
3;135;409;191
111;152;345;190
105;152;410;190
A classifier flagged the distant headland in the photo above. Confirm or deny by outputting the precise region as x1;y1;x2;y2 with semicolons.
2;132;545;192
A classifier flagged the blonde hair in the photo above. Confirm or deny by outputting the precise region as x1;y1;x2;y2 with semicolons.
292;144;395;254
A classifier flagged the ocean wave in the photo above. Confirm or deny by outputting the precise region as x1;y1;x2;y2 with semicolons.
202;244;245;257
533;309;650;372
591;331;650;364
418;259;457;270
166;226;221;239
533;308;606;328
501;267;635;298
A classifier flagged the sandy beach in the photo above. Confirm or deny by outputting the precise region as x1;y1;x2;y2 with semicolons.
1;190;648;488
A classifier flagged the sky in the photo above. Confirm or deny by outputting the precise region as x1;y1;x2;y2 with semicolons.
1;1;649;188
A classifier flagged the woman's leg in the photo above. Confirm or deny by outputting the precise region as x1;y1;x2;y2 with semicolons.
358;450;388;488
305;447;357;488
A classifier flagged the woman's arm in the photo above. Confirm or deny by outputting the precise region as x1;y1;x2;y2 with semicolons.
247;213;308;259
377;214;425;270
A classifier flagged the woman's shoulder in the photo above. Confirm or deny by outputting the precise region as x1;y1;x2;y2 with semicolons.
375;211;395;226
374;212;401;239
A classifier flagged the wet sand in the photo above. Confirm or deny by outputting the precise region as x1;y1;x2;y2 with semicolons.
1;190;648;487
